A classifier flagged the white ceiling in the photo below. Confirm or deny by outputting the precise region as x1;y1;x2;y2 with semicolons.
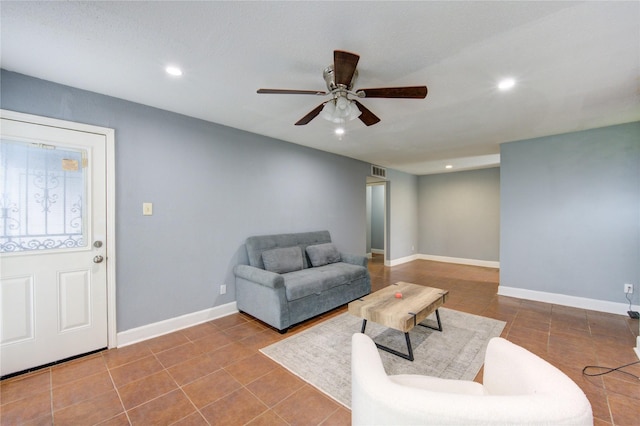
2;1;639;175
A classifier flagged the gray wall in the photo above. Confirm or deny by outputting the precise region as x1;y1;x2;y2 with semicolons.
387;169;418;260
500;122;640;304
1;70;370;331
418;168;500;262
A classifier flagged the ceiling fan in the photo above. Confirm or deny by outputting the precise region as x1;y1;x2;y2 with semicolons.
257;50;428;126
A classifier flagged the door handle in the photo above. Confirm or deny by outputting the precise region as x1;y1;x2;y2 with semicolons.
93;255;104;264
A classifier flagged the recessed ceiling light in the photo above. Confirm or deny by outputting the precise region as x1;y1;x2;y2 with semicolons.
445;164;453;169
498;78;515;91
165;66;183;77
335;127;345;135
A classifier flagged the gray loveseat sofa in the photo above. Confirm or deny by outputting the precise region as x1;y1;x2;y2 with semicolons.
233;230;371;332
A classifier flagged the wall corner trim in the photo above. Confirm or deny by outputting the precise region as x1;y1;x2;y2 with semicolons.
116;302;238;347
498;286;639;316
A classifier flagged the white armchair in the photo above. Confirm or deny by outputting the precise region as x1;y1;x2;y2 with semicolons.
351;333;593;425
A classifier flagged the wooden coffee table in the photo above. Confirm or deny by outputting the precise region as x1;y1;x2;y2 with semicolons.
348;282;448;361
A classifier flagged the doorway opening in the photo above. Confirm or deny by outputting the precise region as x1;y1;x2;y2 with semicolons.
366;177;387;264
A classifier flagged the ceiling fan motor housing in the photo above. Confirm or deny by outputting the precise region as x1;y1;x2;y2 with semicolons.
324;66;358;93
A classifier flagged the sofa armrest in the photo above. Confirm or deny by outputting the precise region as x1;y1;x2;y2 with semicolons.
340;252;368;268
233;264;284;289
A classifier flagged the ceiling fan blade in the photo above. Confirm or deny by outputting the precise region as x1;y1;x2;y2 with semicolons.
359;86;428;99
295;103;325;125
257;89;327;95
353;101;381;126
334;50;360;87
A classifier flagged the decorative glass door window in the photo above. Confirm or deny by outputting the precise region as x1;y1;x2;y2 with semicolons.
1;139;87;252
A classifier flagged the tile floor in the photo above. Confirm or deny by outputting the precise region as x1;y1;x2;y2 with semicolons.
1;255;638;425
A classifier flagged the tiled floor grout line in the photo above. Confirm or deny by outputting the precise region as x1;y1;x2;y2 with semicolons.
235;383;285;426
104;357;132;426
47;368;54;425
157;347;276;425
110;349;172;423
171;379;209;426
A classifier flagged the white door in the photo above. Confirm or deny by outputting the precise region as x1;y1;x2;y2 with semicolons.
1;115;108;377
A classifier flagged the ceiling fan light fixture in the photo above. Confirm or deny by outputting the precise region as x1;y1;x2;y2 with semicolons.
320;100;337;121
348;101;361;121
321;97;361;124
336;96;349;111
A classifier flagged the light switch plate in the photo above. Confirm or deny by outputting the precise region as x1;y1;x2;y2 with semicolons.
143;202;153;216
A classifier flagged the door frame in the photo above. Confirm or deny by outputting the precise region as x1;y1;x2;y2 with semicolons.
367;181;388;262
366;177;388;263
1;109;117;348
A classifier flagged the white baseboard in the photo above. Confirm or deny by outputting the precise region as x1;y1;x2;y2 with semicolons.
117;302;238;347
386;254;418;267
498;286;640;316
371;248;384;255
418;254;500;269
386;254;499;268
635;337;640;361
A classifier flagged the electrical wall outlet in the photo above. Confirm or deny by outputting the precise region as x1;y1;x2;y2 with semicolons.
624;283;633;294
220;284;227;295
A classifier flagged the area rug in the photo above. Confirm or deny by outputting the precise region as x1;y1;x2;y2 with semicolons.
260;308;505;408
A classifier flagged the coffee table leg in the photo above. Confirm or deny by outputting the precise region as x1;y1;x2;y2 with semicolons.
418;308;443;332
373;332;414;362
405;332;414;361
360;319;415;361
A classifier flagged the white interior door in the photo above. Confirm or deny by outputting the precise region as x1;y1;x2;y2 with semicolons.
0;116;109;377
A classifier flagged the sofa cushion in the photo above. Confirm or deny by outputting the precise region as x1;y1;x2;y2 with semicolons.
245;231;332;269
306;243;341;267
262;246;304;274
283;262;367;301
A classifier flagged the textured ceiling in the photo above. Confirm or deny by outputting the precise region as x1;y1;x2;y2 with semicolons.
1;1;639;175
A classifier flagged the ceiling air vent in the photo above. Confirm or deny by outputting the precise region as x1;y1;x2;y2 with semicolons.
371;165;387;179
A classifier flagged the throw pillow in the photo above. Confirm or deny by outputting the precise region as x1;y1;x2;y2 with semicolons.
262;246;304;274
306;243;341;267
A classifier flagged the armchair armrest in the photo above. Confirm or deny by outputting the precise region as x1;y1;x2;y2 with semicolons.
233;265;284;289
340;252;368;268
